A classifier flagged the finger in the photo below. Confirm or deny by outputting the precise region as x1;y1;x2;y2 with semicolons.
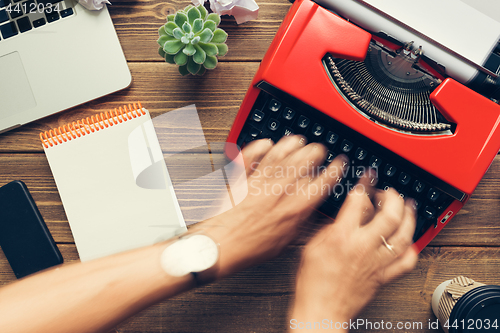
282;142;327;180
384;199;417;255
335;169;378;229
359;168;379;201
274;135;309;165
364;188;406;242
349;168;378;209
376;199;417;266
382;246;419;283
292;154;348;209
310;154;349;198
241;139;274;176
257;135;307;170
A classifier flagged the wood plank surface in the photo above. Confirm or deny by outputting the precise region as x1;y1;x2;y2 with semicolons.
2;245;498;332
110;0;291;62
1;0;500;332
1;154;500;246
0;62;257;153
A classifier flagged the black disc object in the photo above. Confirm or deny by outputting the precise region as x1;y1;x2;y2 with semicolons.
448;285;500;333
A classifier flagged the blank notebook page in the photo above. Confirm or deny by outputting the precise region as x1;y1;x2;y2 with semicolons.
42;107;186;261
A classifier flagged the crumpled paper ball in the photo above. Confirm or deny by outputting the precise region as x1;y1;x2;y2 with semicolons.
78;0;111;10
191;0;259;24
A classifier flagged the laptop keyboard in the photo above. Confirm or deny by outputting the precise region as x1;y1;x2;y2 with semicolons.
0;0;74;41
236;85;463;242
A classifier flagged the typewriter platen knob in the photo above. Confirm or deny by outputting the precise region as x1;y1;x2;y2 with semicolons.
403;41;414;54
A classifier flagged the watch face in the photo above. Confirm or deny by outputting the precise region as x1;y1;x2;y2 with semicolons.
161;234;219;277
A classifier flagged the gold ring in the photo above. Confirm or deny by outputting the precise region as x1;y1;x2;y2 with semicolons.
381;235;397;256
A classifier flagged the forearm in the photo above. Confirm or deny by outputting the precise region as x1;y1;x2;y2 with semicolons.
0;204;272;333
0;137;345;333
0;241;194;333
0;208;262;333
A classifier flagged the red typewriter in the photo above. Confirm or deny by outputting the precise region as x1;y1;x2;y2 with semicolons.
226;0;500;251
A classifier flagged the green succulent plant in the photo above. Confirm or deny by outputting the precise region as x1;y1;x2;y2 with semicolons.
157;4;228;76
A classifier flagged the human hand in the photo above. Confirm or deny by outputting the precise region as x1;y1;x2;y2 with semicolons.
290;173;418;328
191;135;348;279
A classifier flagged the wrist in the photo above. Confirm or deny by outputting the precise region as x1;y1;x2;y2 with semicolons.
190;205;262;279
158;232;220;288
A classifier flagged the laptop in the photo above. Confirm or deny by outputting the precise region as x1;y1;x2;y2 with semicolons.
0;0;131;134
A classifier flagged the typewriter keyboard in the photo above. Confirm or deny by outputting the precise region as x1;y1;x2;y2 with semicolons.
236;86;460;241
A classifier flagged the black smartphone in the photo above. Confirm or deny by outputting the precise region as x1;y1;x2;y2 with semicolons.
0;180;63;278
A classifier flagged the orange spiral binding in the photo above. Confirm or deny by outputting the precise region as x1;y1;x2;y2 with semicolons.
40;102;146;149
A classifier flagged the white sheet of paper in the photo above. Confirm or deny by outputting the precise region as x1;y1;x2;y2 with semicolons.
362;0;500;66
44;109;186;261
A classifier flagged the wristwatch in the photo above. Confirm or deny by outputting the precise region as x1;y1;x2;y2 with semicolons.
160;233;220;286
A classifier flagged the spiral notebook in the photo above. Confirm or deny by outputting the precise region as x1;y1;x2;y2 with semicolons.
40;103;186;262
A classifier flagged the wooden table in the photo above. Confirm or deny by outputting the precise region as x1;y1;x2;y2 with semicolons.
1;0;500;332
